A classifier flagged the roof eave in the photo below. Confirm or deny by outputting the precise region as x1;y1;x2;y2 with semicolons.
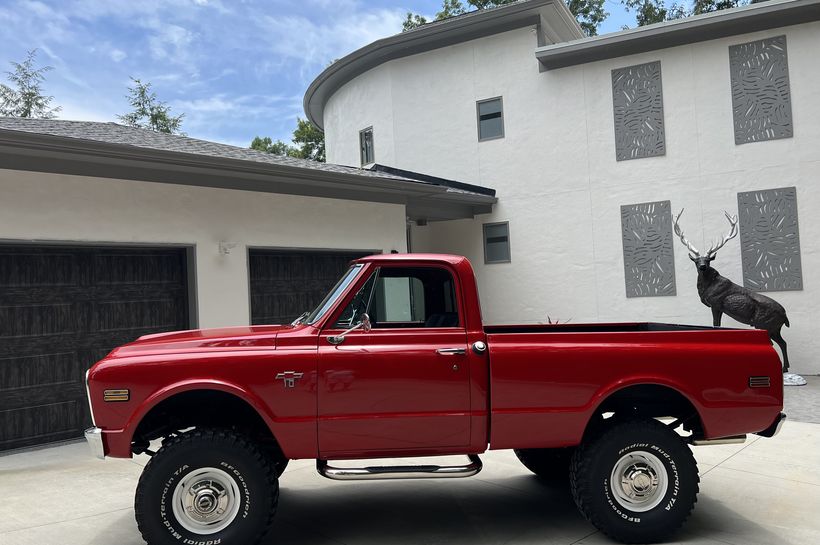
304;0;583;129
0;129;496;222
536;0;820;70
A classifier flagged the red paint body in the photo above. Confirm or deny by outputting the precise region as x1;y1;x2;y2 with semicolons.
86;254;784;460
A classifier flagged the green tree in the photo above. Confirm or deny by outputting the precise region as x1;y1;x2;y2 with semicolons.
290;117;325;161
250;136;292;155
436;0;467;19
693;0;743;14
251;117;326;163
402;12;428;31
402;0;608;37
622;0;748;27
0;49;61;119
117;78;184;134
566;0;608;36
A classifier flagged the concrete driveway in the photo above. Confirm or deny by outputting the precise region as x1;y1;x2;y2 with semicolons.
1;420;819;545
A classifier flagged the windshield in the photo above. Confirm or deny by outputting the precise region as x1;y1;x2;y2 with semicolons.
305;264;363;325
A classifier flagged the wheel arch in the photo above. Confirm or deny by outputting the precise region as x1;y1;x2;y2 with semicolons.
127;381;282;455
583;380;706;441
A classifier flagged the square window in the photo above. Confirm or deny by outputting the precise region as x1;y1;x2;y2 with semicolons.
477;98;504;141
483;222;510;264
359;127;374;165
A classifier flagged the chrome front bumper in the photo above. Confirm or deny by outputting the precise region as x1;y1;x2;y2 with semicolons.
84;427;105;460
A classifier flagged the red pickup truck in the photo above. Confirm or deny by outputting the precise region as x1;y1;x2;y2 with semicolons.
85;253;785;545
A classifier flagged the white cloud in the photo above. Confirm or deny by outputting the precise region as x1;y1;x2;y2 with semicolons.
256;8;405;80
147;23;196;64
109;48;127;62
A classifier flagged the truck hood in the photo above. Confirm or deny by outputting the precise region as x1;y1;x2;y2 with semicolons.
108;324;291;357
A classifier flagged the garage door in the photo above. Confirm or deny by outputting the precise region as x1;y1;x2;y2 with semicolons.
0;245;190;452
249;249;372;326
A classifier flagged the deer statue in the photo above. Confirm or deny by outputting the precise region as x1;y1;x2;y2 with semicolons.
673;209;791;372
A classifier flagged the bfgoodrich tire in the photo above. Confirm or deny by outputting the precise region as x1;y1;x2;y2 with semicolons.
135;428;278;545
569;419;699;544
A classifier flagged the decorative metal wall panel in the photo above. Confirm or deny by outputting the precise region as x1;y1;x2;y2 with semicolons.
737;187;802;291
621;200;676;297
729;36;793;145
611;61;666;161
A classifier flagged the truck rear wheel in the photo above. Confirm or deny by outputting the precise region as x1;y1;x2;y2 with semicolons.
569;419;699;544
513;447;574;482
135;428;278;545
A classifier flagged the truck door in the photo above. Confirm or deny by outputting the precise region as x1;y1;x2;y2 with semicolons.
317;265;471;456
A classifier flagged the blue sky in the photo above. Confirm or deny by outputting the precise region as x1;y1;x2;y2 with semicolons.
0;0;633;147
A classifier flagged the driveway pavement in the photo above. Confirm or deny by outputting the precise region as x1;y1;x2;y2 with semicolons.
1;419;819;545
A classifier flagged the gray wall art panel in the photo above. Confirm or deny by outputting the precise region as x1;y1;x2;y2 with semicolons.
611;61;666;161
729;35;793;145
737;187;802;292
621;200;676;298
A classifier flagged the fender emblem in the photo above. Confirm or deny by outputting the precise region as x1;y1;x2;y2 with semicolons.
275;371;304;388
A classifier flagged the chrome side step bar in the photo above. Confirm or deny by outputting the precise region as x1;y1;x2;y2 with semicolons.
317;455;482;481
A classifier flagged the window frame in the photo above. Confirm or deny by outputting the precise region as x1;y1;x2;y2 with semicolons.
483;221;511;264
476;96;505;142
323;264;465;331
359;126;375;166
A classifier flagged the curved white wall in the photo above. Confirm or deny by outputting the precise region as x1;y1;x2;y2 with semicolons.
323;22;820;374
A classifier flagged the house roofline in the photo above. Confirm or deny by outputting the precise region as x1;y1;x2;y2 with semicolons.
303;0;583;130
0;128;496;222
536;0;820;70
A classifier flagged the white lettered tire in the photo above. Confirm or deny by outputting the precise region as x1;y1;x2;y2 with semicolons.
569;419;699;544
135;429;278;545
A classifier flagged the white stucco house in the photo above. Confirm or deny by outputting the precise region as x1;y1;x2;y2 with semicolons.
304;0;820;374
0;118;494;451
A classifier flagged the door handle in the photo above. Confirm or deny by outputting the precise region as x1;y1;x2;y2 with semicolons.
436;348;466;355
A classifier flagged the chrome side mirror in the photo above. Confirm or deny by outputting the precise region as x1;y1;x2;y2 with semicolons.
328;313;371;345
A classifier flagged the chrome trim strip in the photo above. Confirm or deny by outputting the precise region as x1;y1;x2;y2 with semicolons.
317;455;482;481
749;376;771;388
84;427;105;460
85;369;96;426
690;435;746;446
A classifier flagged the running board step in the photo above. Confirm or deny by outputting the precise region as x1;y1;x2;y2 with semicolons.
317;455;482;481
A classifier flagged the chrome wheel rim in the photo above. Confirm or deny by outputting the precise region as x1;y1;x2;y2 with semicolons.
172;467;241;535
610;450;668;512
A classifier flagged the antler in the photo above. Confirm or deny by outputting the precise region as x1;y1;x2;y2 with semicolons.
673;209;701;258
706;211;739;257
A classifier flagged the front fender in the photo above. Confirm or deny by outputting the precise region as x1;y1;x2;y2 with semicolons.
101;379;278;458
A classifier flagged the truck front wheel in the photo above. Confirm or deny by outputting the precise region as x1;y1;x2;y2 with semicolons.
135;428;278;545
569;419;699;544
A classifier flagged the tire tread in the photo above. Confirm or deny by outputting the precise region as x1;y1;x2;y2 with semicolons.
135;428;279;545
569;419;699;544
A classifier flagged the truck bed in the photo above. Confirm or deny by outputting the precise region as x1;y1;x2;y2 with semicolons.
484;322;783;451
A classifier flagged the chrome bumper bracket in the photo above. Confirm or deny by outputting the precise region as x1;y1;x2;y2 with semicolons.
84;427;105;460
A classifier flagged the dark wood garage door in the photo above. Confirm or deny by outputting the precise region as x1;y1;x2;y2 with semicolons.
0;245;190;452
249;249;372;326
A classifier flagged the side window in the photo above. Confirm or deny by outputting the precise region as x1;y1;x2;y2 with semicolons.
477;97;504;141
371;267;460;328
483;222;511;264
359;127;374;166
